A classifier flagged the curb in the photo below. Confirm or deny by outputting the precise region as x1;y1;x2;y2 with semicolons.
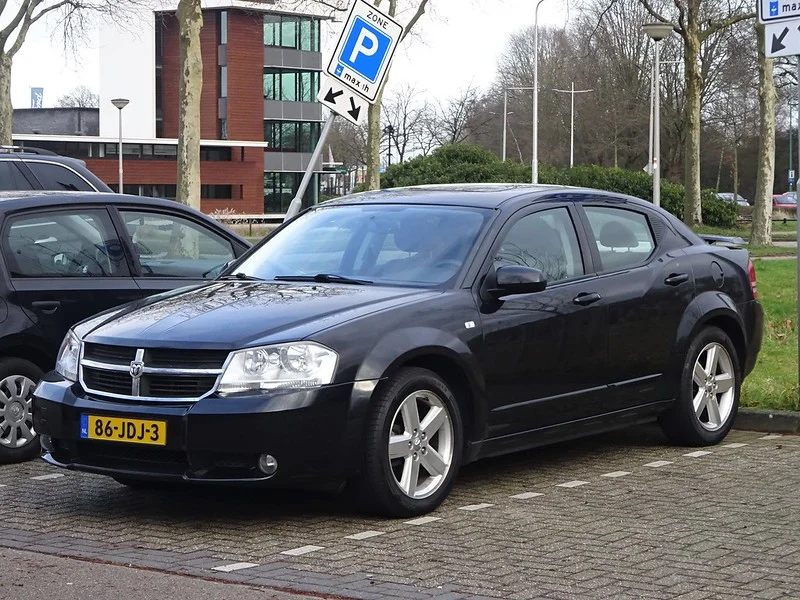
734;409;800;434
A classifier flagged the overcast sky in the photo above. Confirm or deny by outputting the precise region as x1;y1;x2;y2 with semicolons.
8;0;568;110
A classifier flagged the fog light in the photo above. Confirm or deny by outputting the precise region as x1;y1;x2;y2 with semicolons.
258;454;278;476
40;435;53;452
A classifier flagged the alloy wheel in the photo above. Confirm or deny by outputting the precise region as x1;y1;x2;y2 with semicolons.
0;374;36;448
691;342;736;432
388;390;454;499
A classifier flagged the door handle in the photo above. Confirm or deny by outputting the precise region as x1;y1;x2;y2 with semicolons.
573;292;601;306
665;273;689;286
31;300;61;315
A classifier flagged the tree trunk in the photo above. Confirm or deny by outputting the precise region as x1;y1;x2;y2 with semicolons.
683;32;703;226
732;144;739;203
0;54;12;146
176;0;203;210
366;89;384;190
751;23;776;247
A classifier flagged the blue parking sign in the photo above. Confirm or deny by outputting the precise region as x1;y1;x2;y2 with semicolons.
338;17;392;84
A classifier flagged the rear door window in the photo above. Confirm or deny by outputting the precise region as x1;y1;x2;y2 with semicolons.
0;160;35;191
25;161;95;191
583;206;656;272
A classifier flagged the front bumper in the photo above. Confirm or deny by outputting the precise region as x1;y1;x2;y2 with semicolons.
33;375;368;488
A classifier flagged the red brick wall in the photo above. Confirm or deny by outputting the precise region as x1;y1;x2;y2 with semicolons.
159;14;180;139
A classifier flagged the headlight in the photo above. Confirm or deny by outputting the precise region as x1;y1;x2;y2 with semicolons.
217;342;338;394
55;330;81;382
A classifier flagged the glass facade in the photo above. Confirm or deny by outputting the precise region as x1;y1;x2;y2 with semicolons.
109;184;234;200
264;14;320;51
263;68;320;103
264;172;317;213
264;121;321;153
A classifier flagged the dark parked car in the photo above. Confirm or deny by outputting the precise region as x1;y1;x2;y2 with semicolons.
33;185;763;516
0;147;112;193
717;193;749;207
0;191;249;463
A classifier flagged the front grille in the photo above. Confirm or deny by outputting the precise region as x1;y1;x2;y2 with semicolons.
146;349;228;369
83;367;132;396
79;344;227;401
84;343;136;364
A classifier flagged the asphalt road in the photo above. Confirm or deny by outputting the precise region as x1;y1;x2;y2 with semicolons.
2;424;798;600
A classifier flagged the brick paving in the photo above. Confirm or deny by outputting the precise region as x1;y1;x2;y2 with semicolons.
1;424;798;599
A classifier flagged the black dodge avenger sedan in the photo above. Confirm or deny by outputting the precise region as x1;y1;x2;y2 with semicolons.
33;184;763;516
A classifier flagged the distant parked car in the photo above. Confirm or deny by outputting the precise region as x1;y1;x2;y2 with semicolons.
773;192;798;211
717;193;749;207
0;191;250;464
0;146;112;193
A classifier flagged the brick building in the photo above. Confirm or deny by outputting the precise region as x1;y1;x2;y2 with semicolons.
12;1;327;214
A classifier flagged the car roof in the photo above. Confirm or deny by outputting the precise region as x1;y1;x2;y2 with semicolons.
323;183;656;210
0;191;208;215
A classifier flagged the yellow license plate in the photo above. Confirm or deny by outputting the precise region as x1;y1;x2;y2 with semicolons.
80;415;166;446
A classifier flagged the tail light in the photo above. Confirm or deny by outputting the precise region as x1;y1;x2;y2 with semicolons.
747;258;758;299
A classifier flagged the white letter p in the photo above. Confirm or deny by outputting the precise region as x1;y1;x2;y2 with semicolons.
349;27;379;63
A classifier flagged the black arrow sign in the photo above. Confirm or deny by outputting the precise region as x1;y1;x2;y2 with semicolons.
324;88;343;104
347;97;361;122
772;27;790;53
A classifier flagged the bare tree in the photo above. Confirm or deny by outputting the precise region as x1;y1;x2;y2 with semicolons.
751;23;776;246
382;85;429;163
327;118;368;168
0;1;142;144
56;85;99;108
176;0;203;211
430;85;484;146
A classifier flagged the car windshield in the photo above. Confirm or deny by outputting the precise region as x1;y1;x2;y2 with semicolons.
780;194;797;204
233;204;490;287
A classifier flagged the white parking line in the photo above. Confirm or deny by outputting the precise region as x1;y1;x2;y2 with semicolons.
510;492;543;499
458;503;494;511
760;434;783;440
281;545;324;556
601;471;631;478
31;474;64;481
404;516;441;525
211;562;258;572
556;480;589;488
683;450;712;458
722;443;748;448
345;530;385;540
644;461;673;468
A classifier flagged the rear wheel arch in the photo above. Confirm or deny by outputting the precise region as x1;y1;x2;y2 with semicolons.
673;293;746;372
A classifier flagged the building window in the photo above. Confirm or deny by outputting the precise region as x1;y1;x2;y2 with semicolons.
263;68;320;102
264;120;321;152
264;15;320;51
219;10;228;45
220;65;228;98
201;184;233;199
264;172;317;213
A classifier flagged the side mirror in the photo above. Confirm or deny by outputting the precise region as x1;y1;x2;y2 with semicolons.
487;265;547;298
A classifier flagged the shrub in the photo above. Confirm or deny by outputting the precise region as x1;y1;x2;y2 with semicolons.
700;189;738;227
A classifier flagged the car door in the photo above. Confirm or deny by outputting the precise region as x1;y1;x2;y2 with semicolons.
577;201;695;411
113;208;242;297
2;207;142;358
476;203;608;440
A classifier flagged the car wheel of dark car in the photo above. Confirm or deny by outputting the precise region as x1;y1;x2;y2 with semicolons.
0;358;43;463
659;326;741;446
356;367;463;517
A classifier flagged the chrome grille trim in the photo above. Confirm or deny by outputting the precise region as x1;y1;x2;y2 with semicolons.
78;344;231;403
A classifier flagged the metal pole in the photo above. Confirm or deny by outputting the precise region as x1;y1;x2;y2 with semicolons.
117;108;124;192
284;113;336;221
648;59;654;177
653;40;661;208
533;0;545;184
502;89;508;162
570;81;575;169
790;102;794;192
796;58;799;391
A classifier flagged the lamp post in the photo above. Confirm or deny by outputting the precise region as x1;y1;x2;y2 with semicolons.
552;82;593;168
502;89;508;162
533;0;547;184
383;124;394;167
642;23;673;207
110;98;129;192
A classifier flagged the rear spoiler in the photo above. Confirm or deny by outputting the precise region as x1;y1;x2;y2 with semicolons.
700;234;746;247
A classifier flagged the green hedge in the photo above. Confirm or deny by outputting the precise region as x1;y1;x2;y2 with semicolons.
380;144;737;227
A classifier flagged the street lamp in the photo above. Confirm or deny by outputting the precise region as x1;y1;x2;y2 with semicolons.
383;124;395;167
533;0;547;184
552;82;593;168
110;98;129;192
642;22;674;207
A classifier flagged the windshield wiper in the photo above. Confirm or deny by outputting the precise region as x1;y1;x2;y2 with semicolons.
274;274;373;285
219;273;264;281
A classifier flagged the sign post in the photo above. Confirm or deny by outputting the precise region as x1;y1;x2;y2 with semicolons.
284;0;404;221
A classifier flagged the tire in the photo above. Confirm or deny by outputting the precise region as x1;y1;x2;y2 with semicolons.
659;326;741;446
354;367;463;517
0;358;44;464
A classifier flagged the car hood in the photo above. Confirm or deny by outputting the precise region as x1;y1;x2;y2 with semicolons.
80;281;439;349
